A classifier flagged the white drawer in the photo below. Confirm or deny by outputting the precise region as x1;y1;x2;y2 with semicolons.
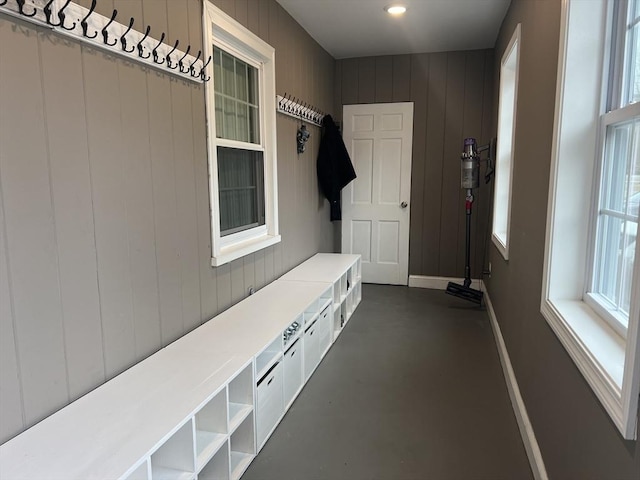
304;320;320;380
318;306;331;357
256;361;284;448
283;339;303;407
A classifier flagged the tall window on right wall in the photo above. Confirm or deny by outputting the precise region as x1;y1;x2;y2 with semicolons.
543;0;640;440
492;24;521;260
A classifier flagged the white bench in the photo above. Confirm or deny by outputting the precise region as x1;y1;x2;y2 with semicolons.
0;253;362;480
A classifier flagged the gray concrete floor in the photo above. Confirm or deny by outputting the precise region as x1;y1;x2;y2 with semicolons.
243;284;533;480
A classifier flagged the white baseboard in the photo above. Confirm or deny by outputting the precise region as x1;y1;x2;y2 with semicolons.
481;282;548;480
408;275;482;290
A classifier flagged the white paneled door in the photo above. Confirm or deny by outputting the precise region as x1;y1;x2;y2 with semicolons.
342;103;413;285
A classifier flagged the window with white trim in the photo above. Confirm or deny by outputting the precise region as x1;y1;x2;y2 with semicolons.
543;0;640;440
586;0;639;336
203;2;280;267
492;24;521;260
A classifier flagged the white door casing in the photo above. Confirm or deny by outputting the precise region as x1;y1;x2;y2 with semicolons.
341;103;414;285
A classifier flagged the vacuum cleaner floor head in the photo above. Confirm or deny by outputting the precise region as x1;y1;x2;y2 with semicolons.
445;281;483;305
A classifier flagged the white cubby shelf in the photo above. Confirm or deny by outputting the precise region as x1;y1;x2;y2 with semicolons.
0;254;361;480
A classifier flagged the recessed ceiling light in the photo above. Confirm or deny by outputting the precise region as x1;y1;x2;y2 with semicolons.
384;4;407;16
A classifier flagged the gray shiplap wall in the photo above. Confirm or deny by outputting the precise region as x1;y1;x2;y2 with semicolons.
0;0;335;443
487;1;640;478
335;51;494;280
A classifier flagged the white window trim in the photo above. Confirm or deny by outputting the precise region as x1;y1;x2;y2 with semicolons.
542;0;640;440
203;2;280;267
492;24;521;260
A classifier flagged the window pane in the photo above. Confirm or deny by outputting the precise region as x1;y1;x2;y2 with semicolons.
212;46;260;144
224;98;237;141
624;1;640;105
236;102;249;143
221;50;236;98
217;147;265;236
595;214;624;303
592;119;639;325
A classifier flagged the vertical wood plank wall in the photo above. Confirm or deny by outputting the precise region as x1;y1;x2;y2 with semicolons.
336;51;494;279
0;0;335;443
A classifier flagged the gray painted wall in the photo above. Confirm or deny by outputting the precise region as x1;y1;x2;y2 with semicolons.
488;1;640;478
335;51;494;279
0;0;335;443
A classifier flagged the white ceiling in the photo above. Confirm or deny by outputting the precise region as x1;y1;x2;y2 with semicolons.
275;0;511;59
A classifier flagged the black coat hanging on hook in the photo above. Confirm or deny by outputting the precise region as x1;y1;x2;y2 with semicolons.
317;115;356;221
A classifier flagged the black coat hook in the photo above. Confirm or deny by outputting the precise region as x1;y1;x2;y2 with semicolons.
166;40;180;69
152;33;166;65
137;25;151;59
199;55;212;81
102;9;118;46
44;0;61;26
57;0;75;31
178;45;192;74
81;0;98;39
121;18;135;53
16;0;37;17
189;50;202;77
0;0;7;6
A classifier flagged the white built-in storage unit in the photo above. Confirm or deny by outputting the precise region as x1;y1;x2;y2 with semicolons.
0;254;361;480
280;253;362;342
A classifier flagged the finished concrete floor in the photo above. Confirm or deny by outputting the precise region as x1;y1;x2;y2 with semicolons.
242;284;533;480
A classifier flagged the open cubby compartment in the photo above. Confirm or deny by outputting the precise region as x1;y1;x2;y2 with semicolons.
339;273;348;301
255;336;283;380
333;305;343;339
194;387;228;472
346;290;354;319
197;439;230;480
346;268;353;293
340;302;348;327
332;279;340;305
228;363;254;433
150;420;195;480
229;413;255;480
124;459;151;480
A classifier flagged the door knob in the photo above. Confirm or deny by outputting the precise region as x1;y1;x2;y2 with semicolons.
400;201;408;208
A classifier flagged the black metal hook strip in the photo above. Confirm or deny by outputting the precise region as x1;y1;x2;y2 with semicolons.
16;0;36;17
121;17;135;53
278;94;323;123
1;1;210;82
81;0;98;39
137;25;151;59
152;32;166;65
102;9;118;46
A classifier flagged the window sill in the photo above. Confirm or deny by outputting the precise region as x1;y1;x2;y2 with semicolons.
491;232;509;260
541;297;628;431
212;233;281;267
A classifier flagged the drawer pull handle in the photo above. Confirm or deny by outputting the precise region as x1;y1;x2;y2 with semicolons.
268;377;274;386
291;350;296;357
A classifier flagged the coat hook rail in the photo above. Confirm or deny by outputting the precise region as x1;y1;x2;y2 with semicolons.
0;0;211;84
276;94;324;127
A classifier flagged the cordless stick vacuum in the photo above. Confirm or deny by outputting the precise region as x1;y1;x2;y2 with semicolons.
445;138;487;305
